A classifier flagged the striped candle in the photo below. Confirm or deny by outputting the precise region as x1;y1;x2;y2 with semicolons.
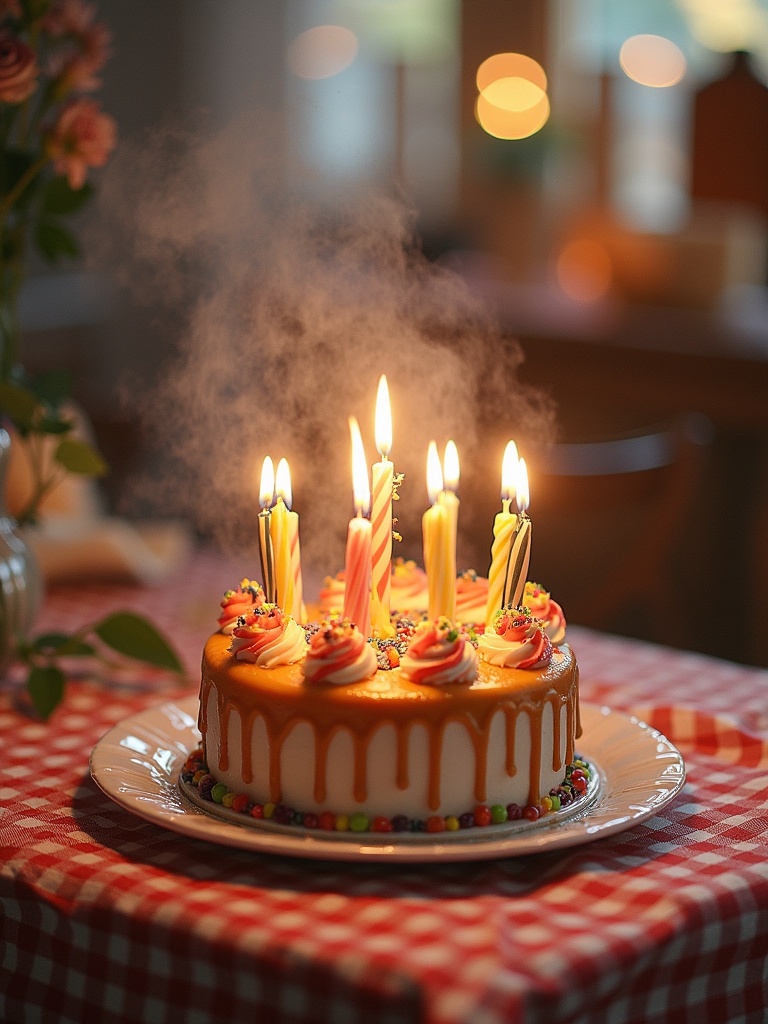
342;417;372;638
486;440;519;623
370;375;394;638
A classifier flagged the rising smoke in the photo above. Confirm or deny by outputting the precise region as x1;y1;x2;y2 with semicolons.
97;111;555;587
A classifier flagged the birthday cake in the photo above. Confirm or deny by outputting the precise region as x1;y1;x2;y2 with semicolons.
189;577;584;833
186;390;586;835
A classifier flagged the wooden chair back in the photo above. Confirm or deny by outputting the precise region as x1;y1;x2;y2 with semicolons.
526;414;711;643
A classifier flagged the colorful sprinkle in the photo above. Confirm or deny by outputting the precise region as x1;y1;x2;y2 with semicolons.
182;750;592;837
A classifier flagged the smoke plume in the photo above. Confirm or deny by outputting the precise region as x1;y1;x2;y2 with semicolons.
97;111;555;589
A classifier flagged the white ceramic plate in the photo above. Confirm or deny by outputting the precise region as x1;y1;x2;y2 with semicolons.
90;698;685;863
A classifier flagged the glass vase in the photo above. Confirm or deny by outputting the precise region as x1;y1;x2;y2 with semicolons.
0;425;42;673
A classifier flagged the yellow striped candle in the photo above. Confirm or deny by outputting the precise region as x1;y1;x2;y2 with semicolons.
507;458;531;609
440;439;460;586
270;458;294;615
258;456;276;603
423;440;455;621
342;417;372;638
370;375;394;638
485;440;519;623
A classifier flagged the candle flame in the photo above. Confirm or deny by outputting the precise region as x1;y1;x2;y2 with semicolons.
516;457;530;513
375;374;392;458
259;456;275;509
275;457;292;510
501;440;518;501
349;416;370;516
443;439;460;493
426;440;443;505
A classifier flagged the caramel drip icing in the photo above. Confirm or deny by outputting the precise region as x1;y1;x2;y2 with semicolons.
200;634;580;812
526;704;544;807
504;708;518;778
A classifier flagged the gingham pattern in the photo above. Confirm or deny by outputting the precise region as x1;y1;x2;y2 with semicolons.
2;550;767;1024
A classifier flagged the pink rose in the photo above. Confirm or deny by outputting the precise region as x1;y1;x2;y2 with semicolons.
46;98;116;189
0;31;38;103
49;21;110;93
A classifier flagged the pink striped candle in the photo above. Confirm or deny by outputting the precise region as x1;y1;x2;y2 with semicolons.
342;417;372;638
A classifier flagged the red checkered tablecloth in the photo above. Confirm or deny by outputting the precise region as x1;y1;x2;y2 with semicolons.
2;549;767;1024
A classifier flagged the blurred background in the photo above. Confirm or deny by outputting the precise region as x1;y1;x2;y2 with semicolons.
15;0;768;666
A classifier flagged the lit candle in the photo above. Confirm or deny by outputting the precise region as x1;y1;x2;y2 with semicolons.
370;375;394;638
507;458;531;609
270;458;293;613
423;440;455;621
258;456;276;603
273;458;305;621
342;416;372;638
441;439;460;586
486;440;518;622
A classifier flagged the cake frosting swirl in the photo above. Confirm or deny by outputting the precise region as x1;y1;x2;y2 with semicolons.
523;582;566;644
229;604;308;667
400;617;478;686
455;569;489;626
478;607;553;670
217;579;265;634
303;619;378;685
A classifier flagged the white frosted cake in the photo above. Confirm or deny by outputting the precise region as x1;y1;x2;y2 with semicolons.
187;579;585;833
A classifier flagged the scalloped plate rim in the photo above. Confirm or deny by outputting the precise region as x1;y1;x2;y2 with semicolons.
90;698;686;862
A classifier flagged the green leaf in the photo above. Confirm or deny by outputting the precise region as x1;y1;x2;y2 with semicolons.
0;380;39;431
32;632;96;657
34;219;80;264
54;437;108;476
27;665;66;720
27;369;72;410
93;612;184;673
37;415;74;435
41;177;94;216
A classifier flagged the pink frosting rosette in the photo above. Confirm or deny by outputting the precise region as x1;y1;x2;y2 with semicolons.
522;582;566;645
400;617;478;686
455;569;489;627
478;607;553;670
318;571;346;618
229;604;307;667
217;578;265;634
302;619;378;685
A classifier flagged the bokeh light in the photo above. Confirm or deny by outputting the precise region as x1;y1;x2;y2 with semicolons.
482;76;546;113
476;52;547;94
475;51;550;140
679;0;768;55
475;89;549;140
555;239;613;304
287;25;359;80
619;34;687;88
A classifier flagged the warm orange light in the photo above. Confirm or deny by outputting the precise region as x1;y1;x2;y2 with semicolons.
426;440;443;505
476;89;550;139
374;374;392;458
501;441;518;502
443;440;459;493
555;238;613;304
275;457;292;510
516;458;530;513
619;34;686;88
477;52;547;95
287;25;358;80
259;456;275;510
348;416;370;516
482;76;546;112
